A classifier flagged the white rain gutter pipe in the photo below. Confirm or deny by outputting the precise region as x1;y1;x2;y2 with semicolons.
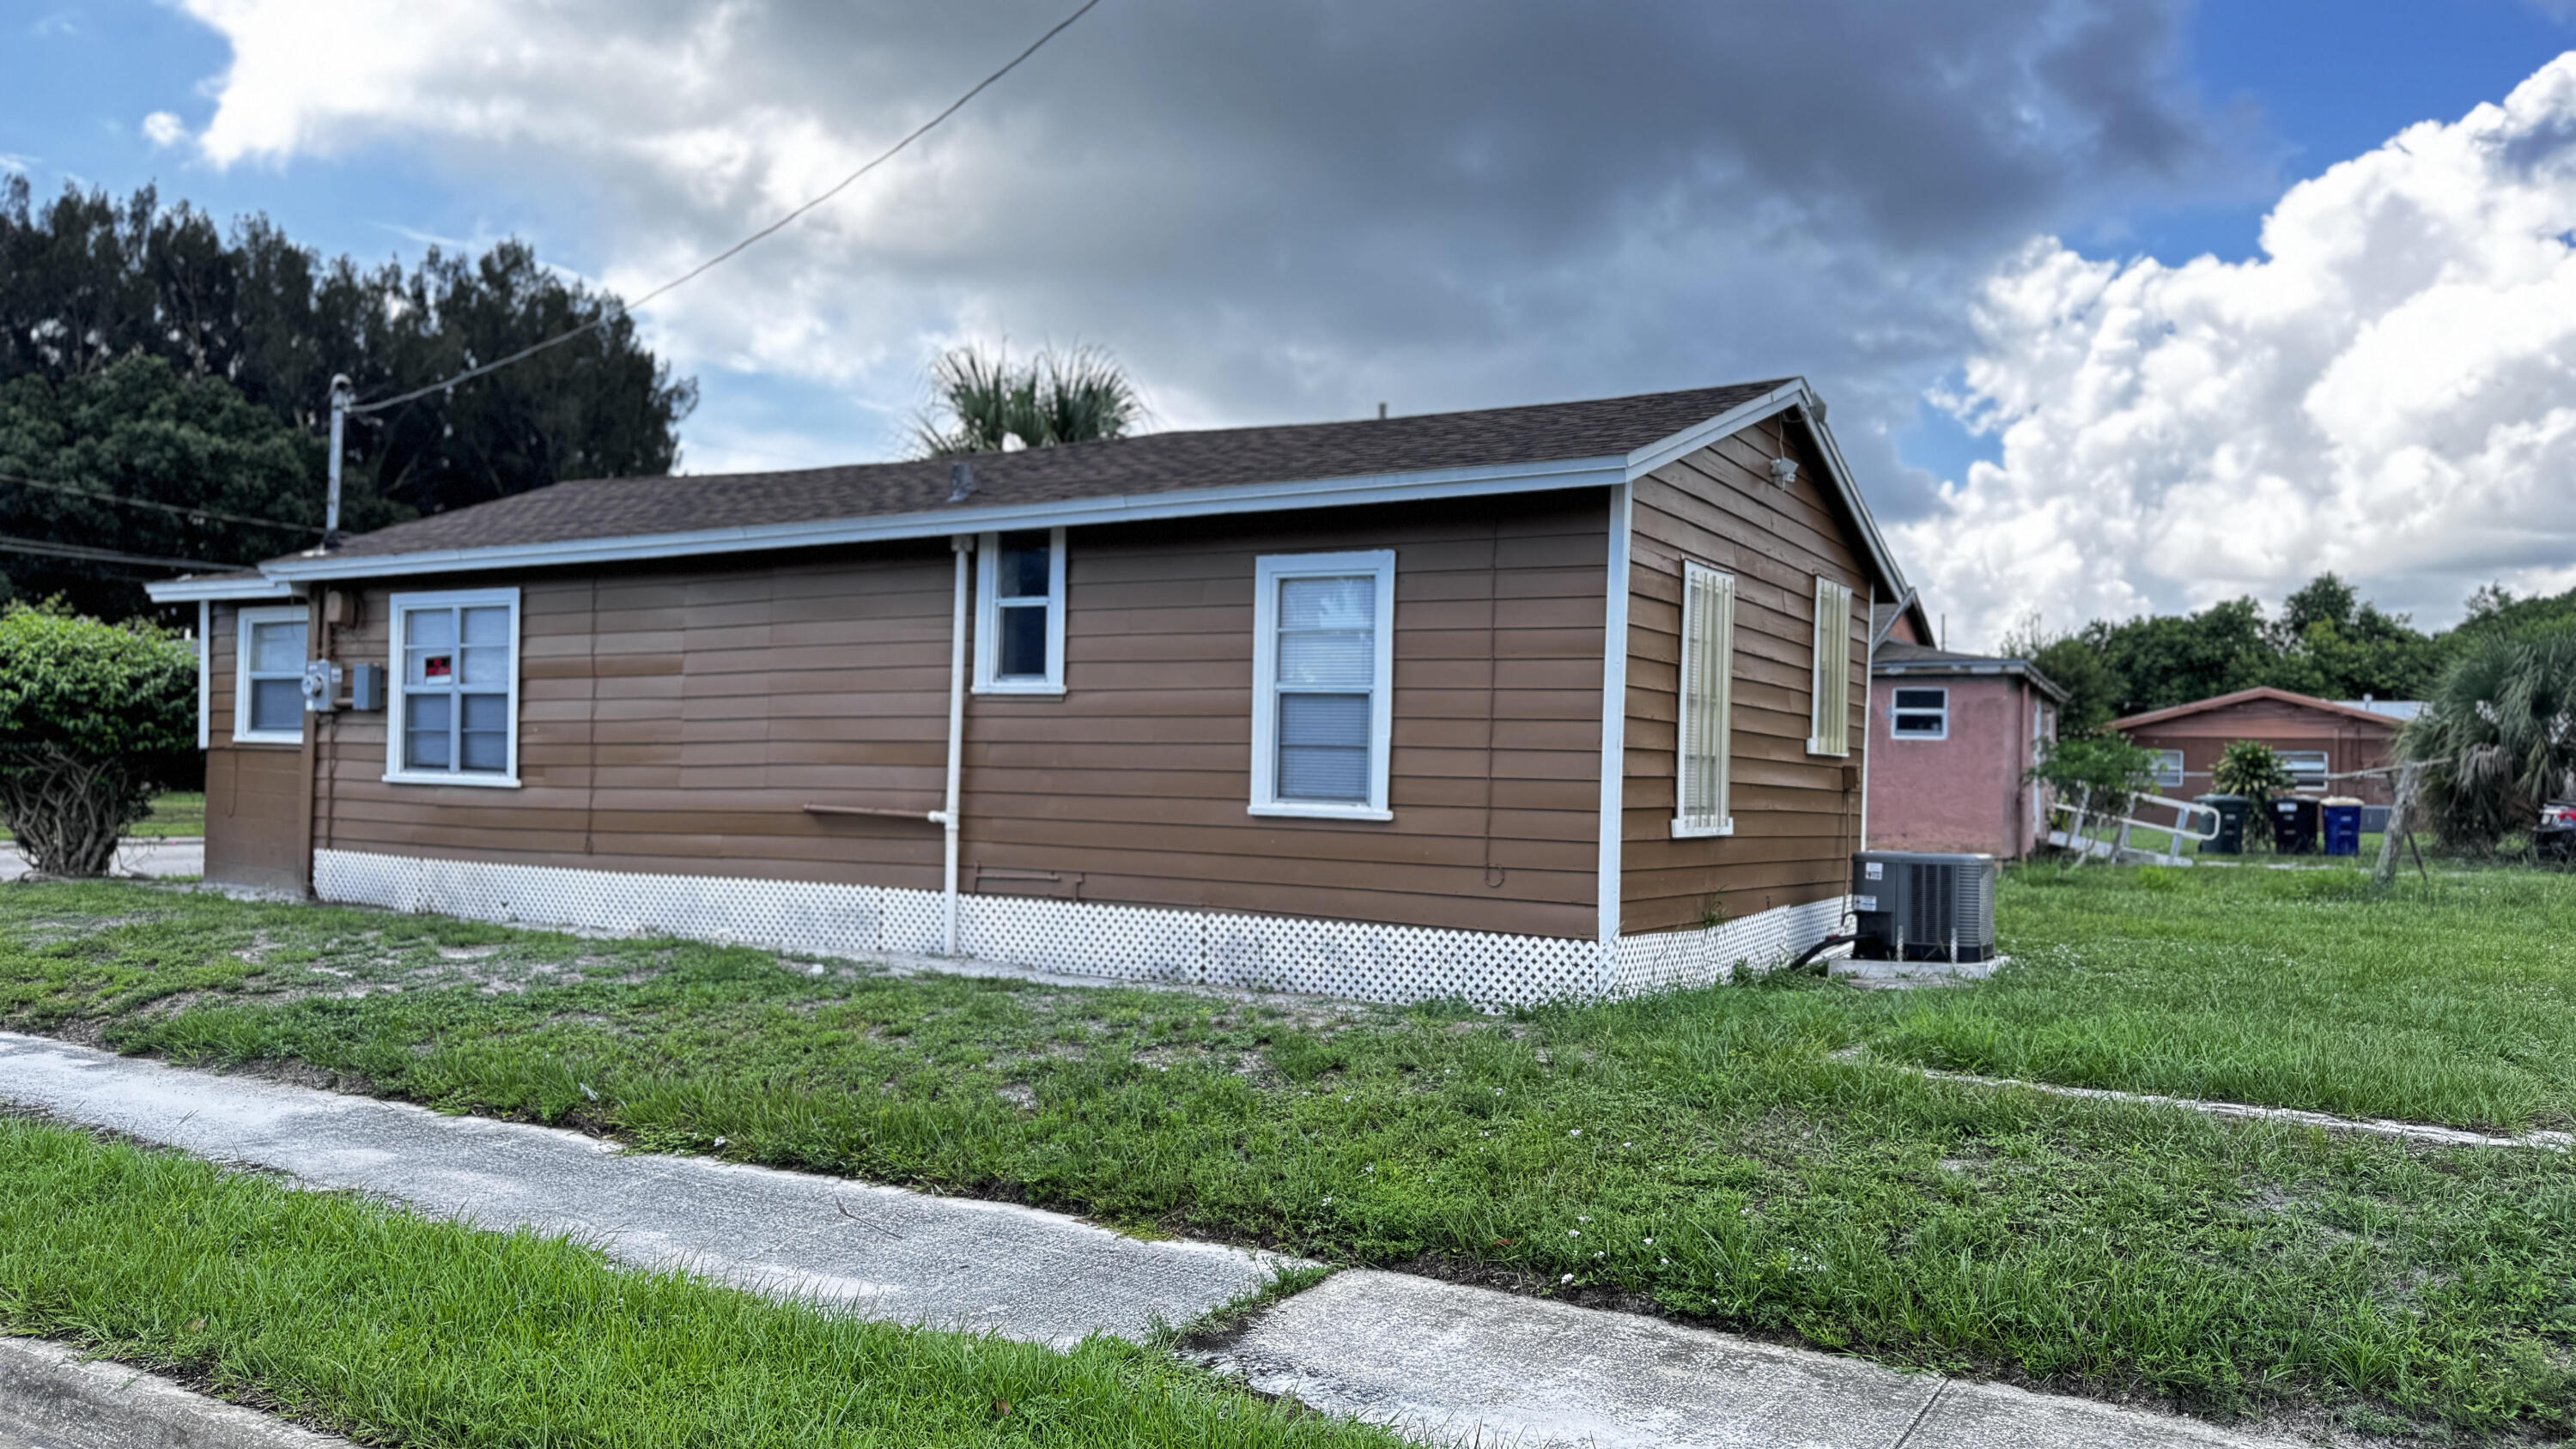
934;536;972;954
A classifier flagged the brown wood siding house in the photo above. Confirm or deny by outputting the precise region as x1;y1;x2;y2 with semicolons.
2110;688;2404;807
153;380;1930;1004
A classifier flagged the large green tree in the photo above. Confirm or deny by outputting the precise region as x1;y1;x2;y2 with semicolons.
0;179;696;606
0;356;328;618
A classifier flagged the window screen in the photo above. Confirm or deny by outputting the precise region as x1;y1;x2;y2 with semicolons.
244;616;307;736
392;595;516;779
1807;578;1853;756
1674;561;1735;835
1251;551;1394;817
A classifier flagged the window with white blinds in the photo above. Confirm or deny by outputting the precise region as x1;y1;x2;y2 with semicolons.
1807;577;1854;756
1672;561;1736;838
232;605;308;744
1249;550;1396;820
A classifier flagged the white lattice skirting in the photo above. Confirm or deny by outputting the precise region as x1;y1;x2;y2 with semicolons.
313;850;1850;1007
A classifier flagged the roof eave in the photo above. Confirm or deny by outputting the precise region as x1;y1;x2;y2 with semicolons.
1621;378;1917;616
143;574;299;603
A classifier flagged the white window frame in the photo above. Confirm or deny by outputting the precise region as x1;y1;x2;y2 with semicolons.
1249;549;1396;822
974;527;1067;695
384;587;523;789
1672;560;1736;839
232;604;309;745
1889;685;1948;740
2279;749;2330;789
1807;576;1854;757
2152;749;2186;789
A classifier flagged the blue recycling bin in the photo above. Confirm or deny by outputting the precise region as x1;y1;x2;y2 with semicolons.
2322;797;2363;857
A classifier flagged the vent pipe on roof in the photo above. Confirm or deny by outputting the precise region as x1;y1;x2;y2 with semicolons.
1377;402;1387;420
947;460;976;503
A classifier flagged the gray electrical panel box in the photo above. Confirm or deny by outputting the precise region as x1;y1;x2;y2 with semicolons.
1851;852;1997;962
350;663;387;712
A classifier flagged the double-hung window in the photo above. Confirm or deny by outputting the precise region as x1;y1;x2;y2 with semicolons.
386;588;520;786
1807;577;1854;756
2152;749;2186;789
233;605;308;744
1890;687;1947;739
1250;550;1394;820
975;528;1066;694
1673;561;1736;838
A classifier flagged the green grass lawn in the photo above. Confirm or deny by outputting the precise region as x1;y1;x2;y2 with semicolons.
0;1116;1394;1449
0;791;203;843
6;869;2576;1436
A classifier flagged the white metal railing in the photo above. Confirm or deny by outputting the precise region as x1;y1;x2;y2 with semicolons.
2046;790;2222;866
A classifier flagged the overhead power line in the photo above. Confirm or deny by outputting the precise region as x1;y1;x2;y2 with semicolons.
349;0;1106;418
0;535;238;571
0;470;325;535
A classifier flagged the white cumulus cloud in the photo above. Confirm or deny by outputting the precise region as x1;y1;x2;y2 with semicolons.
1903;52;2576;646
142;112;188;149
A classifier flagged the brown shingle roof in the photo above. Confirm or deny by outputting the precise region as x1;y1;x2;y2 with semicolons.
310;381;1789;564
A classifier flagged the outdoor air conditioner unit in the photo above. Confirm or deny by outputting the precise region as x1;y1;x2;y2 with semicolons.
1850;852;1997;962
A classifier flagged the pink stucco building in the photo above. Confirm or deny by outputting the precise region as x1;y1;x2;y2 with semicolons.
1866;643;2064;858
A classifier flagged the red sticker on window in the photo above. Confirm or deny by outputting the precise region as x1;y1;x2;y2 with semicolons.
424;655;453;680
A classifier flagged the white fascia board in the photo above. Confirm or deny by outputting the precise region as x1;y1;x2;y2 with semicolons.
257;453;1629;585
145;575;298;603
1619;378;1917;609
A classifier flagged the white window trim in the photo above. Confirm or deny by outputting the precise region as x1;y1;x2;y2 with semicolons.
973;527;1067;695
1807;576;1854;758
1249;549;1396;822
231;604;309;745
1889;685;1949;741
383;586;523;789
2152;749;2186;789
1671;560;1736;840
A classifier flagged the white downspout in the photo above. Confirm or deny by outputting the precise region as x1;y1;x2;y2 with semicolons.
1858;583;1874;853
935;536;972;955
197;599;211;750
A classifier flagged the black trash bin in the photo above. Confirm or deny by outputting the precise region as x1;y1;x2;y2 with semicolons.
2196;794;2248;855
2273;797;2323;855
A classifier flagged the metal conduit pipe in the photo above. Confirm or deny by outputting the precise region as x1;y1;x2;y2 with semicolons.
936;535;973;955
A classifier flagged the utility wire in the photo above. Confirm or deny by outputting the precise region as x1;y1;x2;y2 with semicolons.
350;0;1106;417
0;535;238;571
0;470;325;535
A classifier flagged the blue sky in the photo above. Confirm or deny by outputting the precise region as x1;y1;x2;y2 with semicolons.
9;0;2576;635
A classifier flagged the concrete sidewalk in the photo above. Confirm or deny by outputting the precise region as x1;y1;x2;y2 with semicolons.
0;839;203;882
0;1032;2306;1448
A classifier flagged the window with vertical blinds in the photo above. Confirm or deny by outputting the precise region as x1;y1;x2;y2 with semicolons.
1673;561;1735;838
1807;577;1854;756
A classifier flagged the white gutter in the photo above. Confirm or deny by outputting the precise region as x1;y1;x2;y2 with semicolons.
146;575;296;603
933;536;972;955
196;600;210;751
249;454;1627;586
1595;482;1633;950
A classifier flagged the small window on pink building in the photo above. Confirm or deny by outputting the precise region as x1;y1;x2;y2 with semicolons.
1891;687;1947;739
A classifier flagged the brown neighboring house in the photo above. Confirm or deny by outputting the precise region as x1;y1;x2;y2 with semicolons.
149;379;1933;1005
2109;687;2404;805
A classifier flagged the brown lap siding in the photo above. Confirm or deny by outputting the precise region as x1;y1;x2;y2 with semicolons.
308;491;1608;940
1621;419;1870;935
205;600;314;894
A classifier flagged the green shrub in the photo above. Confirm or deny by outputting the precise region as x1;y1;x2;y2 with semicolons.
0;600;197;876
2028;733;2158;822
2213;740;2295;850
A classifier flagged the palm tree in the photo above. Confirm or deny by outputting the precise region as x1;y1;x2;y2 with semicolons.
911;344;1143;457
2401;626;2576;851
